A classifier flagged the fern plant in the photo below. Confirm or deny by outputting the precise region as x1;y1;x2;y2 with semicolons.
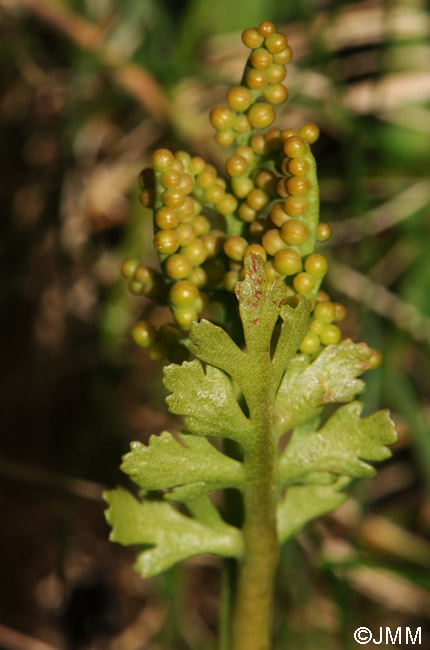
104;21;397;650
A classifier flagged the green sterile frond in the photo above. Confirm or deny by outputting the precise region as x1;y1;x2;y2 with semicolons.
272;296;312;386
163;256;312;453
236;254;290;358
189;318;246;382
121;430;244;501
190;255;311;398
104;488;243;578
278;402;398;487
277;479;349;544
186;494;232;527
274;339;372;438
164;360;253;444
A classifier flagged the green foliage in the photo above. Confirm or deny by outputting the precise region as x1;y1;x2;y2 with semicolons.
164;362;252;443
121;431;244;501
277;480;349;544
273;339;373;437
105;488;243;577
105;255;397;577
278;402;397;486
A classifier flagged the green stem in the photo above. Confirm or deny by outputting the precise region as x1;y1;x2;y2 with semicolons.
218;559;235;650
230;367;279;650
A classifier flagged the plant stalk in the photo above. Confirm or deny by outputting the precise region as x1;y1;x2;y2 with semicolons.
230;368;279;650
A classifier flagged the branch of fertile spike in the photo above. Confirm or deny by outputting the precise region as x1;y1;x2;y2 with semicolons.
209;20;291;148
120;20;382;369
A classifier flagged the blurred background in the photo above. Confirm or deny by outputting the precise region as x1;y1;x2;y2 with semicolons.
0;1;429;648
